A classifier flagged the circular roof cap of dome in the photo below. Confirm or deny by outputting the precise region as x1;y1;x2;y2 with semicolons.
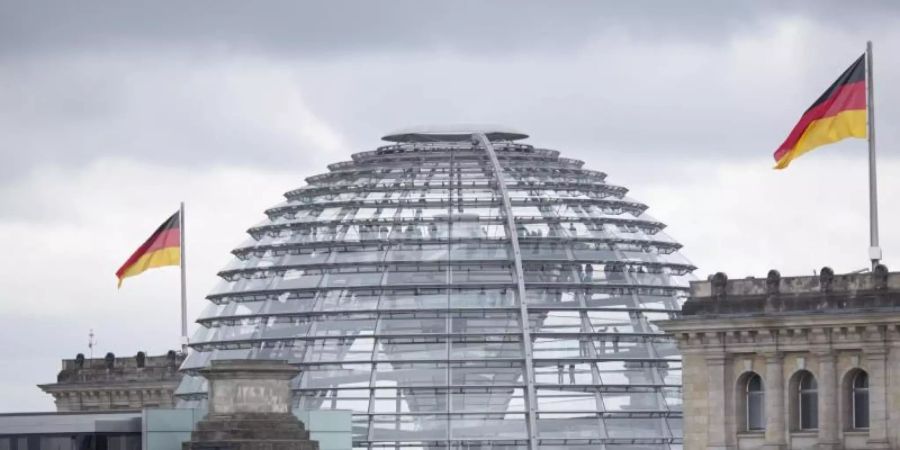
382;125;529;143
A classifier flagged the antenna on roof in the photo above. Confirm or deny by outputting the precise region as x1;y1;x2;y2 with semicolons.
88;329;96;362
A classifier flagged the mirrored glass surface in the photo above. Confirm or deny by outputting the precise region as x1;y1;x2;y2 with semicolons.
179;134;694;449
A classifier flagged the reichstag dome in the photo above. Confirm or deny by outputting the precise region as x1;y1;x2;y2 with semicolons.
176;127;695;450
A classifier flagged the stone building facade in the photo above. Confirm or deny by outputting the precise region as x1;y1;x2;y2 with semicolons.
658;266;900;450
38;350;185;412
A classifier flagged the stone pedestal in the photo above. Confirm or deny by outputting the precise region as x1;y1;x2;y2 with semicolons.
183;359;318;450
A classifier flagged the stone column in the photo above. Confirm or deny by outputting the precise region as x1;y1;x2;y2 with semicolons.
706;354;732;450
816;353;840;450
183;359;318;450
763;352;786;450
865;349;890;448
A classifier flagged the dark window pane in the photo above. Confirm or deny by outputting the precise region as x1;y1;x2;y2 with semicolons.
854;390;869;428
853;372;870;429
800;392;818;429
747;391;765;430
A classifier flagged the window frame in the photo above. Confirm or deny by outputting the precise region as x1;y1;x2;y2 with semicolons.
745;373;765;431
798;371;818;431
851;370;870;430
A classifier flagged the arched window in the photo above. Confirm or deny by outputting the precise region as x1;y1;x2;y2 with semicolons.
745;373;765;431
852;371;869;429
798;371;818;430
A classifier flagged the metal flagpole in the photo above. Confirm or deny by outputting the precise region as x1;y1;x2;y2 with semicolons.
866;41;881;269
179;201;188;353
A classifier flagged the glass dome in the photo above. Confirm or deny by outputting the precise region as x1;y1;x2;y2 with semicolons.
177;129;695;450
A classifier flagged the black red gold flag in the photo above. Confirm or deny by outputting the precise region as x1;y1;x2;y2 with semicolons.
115;211;181;287
774;54;867;169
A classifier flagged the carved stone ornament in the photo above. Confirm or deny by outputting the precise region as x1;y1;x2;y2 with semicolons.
819;266;834;292
766;270;781;294
711;272;728;296
874;264;889;289
104;352;115;370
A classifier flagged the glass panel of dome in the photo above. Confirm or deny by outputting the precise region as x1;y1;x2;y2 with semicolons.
449;265;514;284
450;222;497;240
531;337;584;359
207;347;253;361
387;244;450;262
259;342;307;363
370;415;449;441
603;417;667;438
374;362;448;387
448;414;527;440
594;340;653;359
304;338;373;362
384;266;448;286
448;242;509;261
602;392;665;411
315;290;379;311
296;388;370;411
587;311;637;333
372;388;449;413
298;364;371;389
380;290;449;310
331;246;387;263
662;387;683;411
376;337;448;361
451;312;519;334
449;337;522;359
595;362;656;385
524;289;579;307
309;314;376;336
270;270;322;289
668;418;684;438
450;387;526;412
537;418;605;442
529;311;583;333
180;351;211;371
352;207;378;220
449;288;516;308
261;318;312;339
454;205;502;219
378;313;447;335
532;361;594;385
450;362;523;386
319;268;384;288
210;323;257;342
536;389;599;412
174;374;207;395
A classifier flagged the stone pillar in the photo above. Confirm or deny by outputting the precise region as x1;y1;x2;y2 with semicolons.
865;349;890;448
183;359;318;450
816;353;840;450
706;354;732;450
763;352;786;450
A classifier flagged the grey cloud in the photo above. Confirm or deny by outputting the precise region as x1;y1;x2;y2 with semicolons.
2;1;895;59
3;0;900;182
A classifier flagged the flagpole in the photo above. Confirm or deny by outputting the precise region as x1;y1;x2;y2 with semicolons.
866;41;881;269
179;201;188;353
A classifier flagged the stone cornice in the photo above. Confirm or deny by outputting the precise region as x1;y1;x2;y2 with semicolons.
683;265;900;317
38;379;178;393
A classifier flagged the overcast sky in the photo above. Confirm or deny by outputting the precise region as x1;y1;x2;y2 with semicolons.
2;1;900;411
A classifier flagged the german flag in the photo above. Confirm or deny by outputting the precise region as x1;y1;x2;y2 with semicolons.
116;211;181;287
774;54;867;169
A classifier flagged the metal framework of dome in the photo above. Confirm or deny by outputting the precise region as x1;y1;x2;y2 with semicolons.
177;129;695;450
